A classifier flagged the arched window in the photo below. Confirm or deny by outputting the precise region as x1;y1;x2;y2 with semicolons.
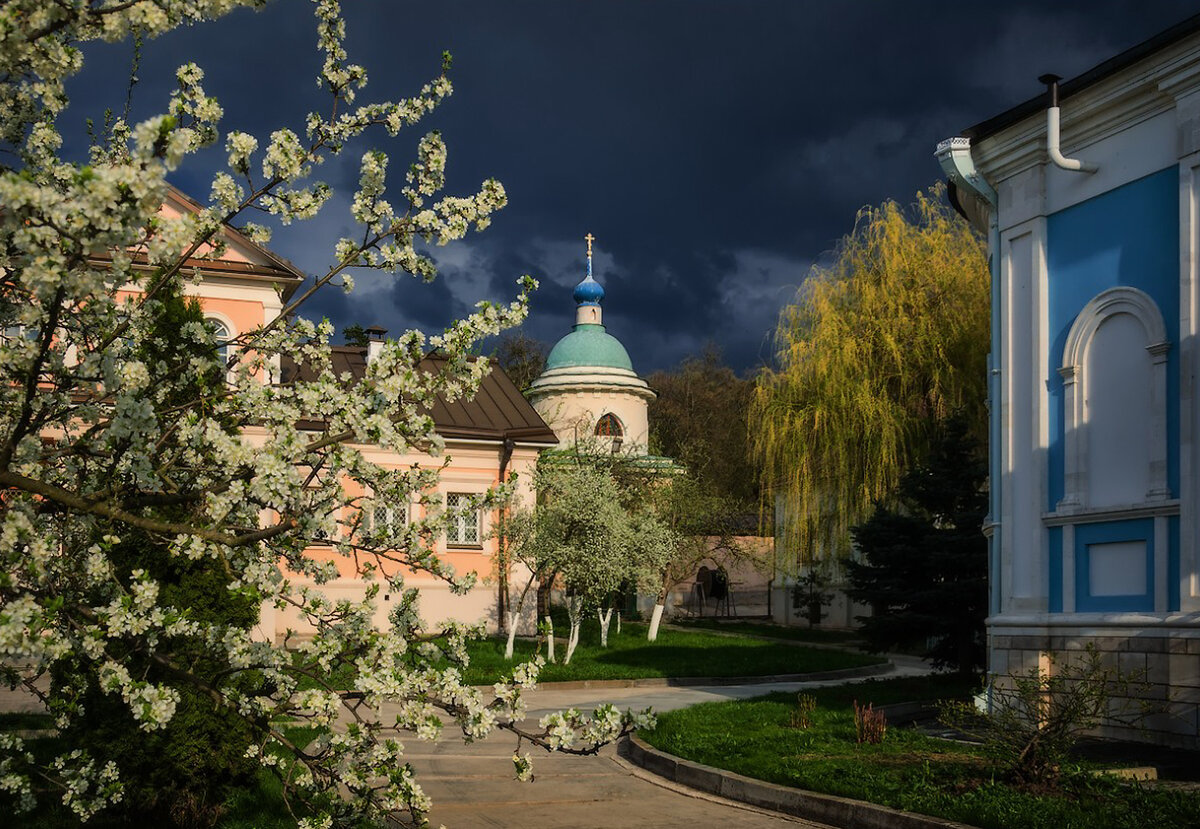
594;413;624;437
207;318;232;368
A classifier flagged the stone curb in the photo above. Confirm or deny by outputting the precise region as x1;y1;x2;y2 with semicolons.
622;733;979;829
521;661;893;691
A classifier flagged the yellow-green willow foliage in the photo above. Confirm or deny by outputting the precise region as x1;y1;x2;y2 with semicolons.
752;184;989;565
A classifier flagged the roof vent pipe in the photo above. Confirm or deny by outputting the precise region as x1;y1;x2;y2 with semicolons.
1038;74;1096;174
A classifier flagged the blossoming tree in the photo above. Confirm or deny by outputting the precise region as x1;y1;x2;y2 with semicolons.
0;2;649;826
505;458;675;663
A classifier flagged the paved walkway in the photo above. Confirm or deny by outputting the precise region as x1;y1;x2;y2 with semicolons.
392;658;933;828
1;655;933;828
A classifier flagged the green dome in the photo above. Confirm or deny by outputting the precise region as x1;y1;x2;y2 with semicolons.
544;324;634;371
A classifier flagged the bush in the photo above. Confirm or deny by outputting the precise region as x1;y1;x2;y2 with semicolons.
940;644;1155;787
853;700;887;744
791;570;832;626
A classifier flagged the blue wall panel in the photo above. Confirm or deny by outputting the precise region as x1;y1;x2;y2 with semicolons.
1046;166;1180;509
1169;516;1180;613
1048;526;1063;613
1074;519;1155;613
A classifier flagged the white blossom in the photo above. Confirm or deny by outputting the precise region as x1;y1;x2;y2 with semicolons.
0;2;641;825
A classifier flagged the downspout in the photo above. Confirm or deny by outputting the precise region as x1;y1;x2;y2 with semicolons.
935;134;1002;650
1038;74;1097;174
497;437;516;633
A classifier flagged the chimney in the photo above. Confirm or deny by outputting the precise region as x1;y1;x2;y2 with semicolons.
365;325;387;363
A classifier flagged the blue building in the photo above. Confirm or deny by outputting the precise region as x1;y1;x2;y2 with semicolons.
938;15;1200;746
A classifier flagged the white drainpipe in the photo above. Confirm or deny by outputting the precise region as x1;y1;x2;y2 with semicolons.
1039;73;1097;174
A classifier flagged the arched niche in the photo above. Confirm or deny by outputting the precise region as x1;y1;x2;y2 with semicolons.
1057;286;1170;511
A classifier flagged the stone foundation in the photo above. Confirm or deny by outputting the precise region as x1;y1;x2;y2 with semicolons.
989;621;1200;748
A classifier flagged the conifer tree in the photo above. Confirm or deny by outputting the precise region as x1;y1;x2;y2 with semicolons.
845;416;987;675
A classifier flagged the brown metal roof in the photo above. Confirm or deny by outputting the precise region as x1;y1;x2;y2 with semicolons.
280;347;559;445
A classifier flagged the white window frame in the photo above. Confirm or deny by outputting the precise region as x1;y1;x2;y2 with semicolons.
445;492;483;548
367;500;408;537
205;313;236;376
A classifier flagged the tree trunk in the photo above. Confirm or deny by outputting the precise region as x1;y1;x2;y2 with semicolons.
598;608;613;647
544;615;556;663
563;596;583;665
647;603;665;642
647;575;671;642
616;610;621;635
504;611;521;660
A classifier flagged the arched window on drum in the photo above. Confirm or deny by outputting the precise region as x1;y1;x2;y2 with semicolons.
594;413;623;438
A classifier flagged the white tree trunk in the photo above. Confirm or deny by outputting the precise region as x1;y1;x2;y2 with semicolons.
616;610;621;635
544;615;556;663
598;608;613;647
563;597;583;665
647;603;665;642
504;611;521;660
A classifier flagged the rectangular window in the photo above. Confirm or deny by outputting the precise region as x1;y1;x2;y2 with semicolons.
369;501;408;535
445;492;482;547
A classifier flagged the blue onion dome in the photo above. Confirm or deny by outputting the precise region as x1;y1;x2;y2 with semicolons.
573;274;605;306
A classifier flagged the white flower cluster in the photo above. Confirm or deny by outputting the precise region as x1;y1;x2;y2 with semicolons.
50;751;123;821
0;2;647;825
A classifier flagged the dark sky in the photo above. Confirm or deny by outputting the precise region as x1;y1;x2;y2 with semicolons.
64;1;1198;374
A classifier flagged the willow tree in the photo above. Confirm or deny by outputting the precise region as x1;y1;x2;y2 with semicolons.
751;185;988;565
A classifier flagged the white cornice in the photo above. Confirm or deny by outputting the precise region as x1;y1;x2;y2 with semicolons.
972;36;1200;184
527;365;656;402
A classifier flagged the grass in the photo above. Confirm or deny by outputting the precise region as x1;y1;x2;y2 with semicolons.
0;711;53;730
5;618;883;825
460;618;883;685
670;617;861;644
640;676;1200;829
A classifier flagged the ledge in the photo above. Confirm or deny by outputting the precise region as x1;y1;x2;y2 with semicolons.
622;732;979;829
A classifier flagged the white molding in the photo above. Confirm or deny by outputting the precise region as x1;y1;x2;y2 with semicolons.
1043;499;1180;526
999;219;1049;608
1057;287;1170;511
1181;153;1200;609
988;612;1200;631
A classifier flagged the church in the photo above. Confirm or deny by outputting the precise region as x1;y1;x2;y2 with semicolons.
938;15;1200;746
528;234;656;453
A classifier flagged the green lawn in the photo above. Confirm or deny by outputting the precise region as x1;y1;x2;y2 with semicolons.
670;618;861;645
460;619;882;685
0;711;53;730
640;676;1200;829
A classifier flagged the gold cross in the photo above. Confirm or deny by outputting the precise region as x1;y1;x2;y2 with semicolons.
585;232;594;259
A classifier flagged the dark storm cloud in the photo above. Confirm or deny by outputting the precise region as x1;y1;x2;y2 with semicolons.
64;1;1199;373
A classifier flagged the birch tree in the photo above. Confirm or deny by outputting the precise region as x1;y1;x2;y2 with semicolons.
750;185;988;564
0;3;650;826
